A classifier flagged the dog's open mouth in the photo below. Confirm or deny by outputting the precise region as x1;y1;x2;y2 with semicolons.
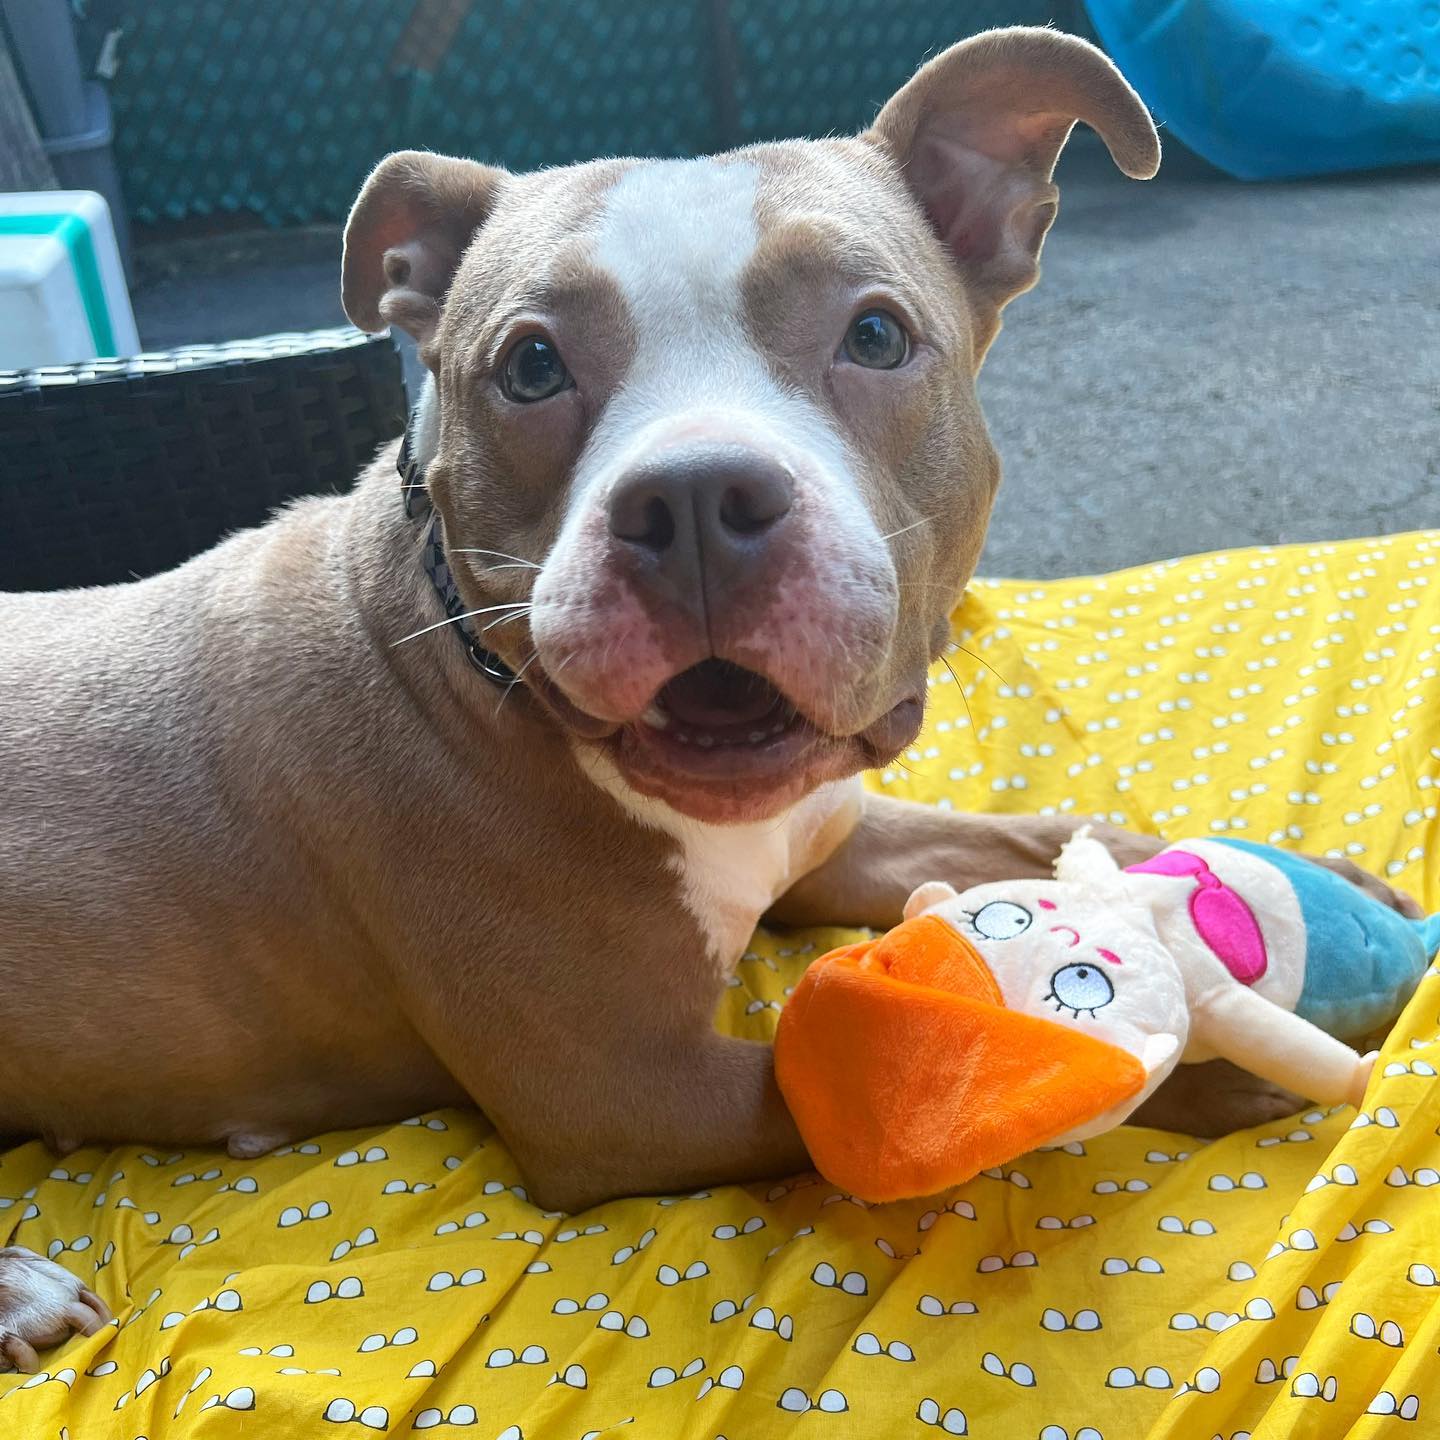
639;659;801;749
609;659;834;816
575;657;923;823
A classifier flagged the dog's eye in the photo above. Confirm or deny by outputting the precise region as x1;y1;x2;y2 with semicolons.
843;309;909;370
501;336;570;402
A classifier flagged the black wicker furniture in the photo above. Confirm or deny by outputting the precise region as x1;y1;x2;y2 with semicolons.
0;326;406;591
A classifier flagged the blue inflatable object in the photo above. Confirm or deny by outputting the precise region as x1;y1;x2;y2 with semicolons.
1084;0;1440;179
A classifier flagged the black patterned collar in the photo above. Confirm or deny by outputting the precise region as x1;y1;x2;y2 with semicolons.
397;417;517;686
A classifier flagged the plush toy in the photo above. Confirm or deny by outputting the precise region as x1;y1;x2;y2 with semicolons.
775;831;1438;1203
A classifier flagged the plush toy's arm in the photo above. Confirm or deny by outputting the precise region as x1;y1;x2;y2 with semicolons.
1191;983;1374;1108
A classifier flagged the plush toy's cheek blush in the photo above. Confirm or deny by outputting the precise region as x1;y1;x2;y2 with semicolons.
1037;899;1056;911
1096;948;1123;966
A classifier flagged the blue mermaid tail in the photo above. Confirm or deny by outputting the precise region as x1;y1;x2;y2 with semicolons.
1216;838;1435;1041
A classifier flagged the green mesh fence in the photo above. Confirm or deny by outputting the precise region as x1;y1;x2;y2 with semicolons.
731;0;1085;144
391;3;717;170
108;0;1086;227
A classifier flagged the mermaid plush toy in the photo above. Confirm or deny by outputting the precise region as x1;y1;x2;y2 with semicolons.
775;830;1439;1203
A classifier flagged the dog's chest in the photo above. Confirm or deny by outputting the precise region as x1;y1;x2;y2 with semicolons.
663;792;851;962
578;752;860;965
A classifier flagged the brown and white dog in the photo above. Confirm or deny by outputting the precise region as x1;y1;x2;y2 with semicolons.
0;29;1410;1369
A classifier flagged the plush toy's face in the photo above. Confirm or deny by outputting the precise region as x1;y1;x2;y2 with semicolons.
905;872;1189;1116
775;833;1196;1200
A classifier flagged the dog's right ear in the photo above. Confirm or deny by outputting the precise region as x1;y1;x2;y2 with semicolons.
342;150;506;343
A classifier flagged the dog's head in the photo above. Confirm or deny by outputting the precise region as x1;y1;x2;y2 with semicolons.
343;28;1158;824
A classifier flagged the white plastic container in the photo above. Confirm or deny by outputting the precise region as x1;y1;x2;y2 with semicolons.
0;190;138;368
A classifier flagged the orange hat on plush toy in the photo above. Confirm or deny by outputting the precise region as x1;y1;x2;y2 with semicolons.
774;914;1147;1203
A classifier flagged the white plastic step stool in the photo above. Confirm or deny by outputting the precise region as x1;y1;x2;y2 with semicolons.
0;190;138;368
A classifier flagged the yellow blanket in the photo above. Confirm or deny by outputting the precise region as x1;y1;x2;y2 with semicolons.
4;531;1438;1438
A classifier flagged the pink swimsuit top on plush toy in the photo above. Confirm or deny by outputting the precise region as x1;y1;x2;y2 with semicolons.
1127;849;1269;984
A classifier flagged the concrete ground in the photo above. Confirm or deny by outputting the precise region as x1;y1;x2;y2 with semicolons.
130;141;1440;579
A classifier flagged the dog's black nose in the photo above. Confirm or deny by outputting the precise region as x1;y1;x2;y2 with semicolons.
608;444;793;608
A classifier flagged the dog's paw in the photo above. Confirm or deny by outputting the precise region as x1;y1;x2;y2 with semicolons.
1127;1059;1304;1138
0;1246;113;1373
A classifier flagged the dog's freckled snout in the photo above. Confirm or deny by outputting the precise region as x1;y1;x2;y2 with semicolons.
607;446;794;587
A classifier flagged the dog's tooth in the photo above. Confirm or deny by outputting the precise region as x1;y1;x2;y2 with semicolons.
675;731;692;745
769;721;786;735
748;731;766;744
641;704;669;730
696;734;715;748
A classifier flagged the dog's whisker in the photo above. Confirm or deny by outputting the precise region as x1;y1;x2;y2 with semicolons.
897;579;965;597
496;651;541;712
948;641;1012;689
481;605;534;634
391;603;532;647
880;516;933;543
449;547;542;569
938;652;977;736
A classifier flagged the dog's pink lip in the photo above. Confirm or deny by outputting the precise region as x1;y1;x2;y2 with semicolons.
606;676;923;823
616;663;827;798
524;665;622;741
618;709;826;781
522;650;922;820
610;715;847;823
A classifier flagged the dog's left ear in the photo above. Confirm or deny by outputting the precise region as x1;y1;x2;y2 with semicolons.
866;27;1159;352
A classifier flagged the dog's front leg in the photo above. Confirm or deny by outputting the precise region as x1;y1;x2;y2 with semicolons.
485;1030;807;1215
398;923;810;1214
769;792;1416;928
767;792;1163;930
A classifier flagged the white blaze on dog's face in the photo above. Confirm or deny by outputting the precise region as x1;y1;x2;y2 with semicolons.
341;29;1159;824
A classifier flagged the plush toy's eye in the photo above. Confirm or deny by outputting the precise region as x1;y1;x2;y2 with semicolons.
969;901;1033;941
1046;962;1115;1017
